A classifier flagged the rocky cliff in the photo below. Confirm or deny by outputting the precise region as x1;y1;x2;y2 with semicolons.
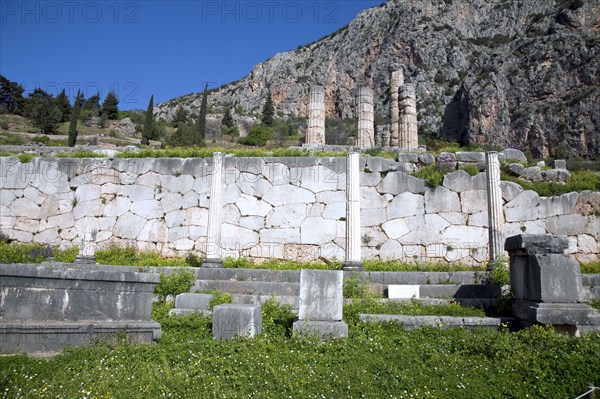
155;0;600;158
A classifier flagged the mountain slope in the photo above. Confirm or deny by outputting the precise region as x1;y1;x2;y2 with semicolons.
156;0;600;158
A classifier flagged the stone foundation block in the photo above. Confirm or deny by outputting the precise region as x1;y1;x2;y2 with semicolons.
212;304;262;339
292;320;348;339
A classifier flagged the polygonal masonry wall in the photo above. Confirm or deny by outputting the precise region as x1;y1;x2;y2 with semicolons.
0;155;598;265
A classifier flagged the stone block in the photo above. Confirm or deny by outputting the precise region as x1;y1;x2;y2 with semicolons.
212;304;262;339
298;269;343;321
263;184;315;206
554;159;567;169
460;190;487;214
387;192;424;218
442;170;472;192
546;214;588;236
376;171;427;195
500;181;524;202
388;285;420;299
455;152;485;163
505;163;524;176
522;167;543;182
512;301;600;326
292;320;348;339
505;234;569;255
175;293;212;310
542;169;570;182
300;217;337;245
425;186;460;213
501;149;527;164
382;218;410;239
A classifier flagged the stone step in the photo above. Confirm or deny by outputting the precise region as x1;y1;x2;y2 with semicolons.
582;274;600;286
360;271;482;285
192;279;300;296
583;286;599;301
230;294;299;309
195;268;300;283
403;284;501;299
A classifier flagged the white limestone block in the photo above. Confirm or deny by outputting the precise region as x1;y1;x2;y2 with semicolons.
300;217;337;244
388;285;420;299
263;184;315;206
387;192;425;218
382;218;410;240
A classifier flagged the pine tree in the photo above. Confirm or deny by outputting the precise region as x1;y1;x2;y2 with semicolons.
261;88;275;126
68;90;83;147
101;91;119;120
172;106;189;128
221;105;234;128
25;88;62;134
55;89;71;122
195;84;208;146
0;75;25;114
141;95;154;145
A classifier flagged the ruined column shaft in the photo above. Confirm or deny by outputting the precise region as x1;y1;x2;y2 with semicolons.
398;84;418;149
389;70;404;148
355;87;374;148
306;86;326;145
343;152;363;271
203;152;224;267
486;152;504;262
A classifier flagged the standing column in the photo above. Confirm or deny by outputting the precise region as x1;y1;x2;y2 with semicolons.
398;84;418;149
203;152;224;268
75;227;97;264
306;85;326;145
342;152;363;271
389;70;404;148
486;152;504;262
355;87;374;148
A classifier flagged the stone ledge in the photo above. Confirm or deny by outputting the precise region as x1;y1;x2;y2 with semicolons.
0;321;161;354
359;314;515;330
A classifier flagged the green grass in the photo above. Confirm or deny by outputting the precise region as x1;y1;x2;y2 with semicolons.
411;163;455;187
0;302;598;398
95;245;190;267
363;259;485;272
502;170;600;196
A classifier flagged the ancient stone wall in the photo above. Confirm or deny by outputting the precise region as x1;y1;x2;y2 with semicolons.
0;155;598;264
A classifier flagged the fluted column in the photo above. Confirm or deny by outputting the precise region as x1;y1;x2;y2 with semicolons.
398;84;418;149
75;227;97;264
355;87;375;148
306;85;326;145
342;152;363;271
486;152;505;262
389;70;404;148
203;152;224;268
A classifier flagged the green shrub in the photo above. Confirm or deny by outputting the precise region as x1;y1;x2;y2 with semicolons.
487;261;510;286
343;276;369;299
412;163;454;187
0;242;78;264
238;124;273;147
459;163;479;176
363;260;484;272
261;298;296;336
154;270;195;300
32;135;51;145
581;261;600;274
17;153;33;163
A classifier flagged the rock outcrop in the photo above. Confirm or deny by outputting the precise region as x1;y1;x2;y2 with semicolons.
156;0;600;157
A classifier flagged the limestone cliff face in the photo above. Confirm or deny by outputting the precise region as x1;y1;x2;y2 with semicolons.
156;0;600;157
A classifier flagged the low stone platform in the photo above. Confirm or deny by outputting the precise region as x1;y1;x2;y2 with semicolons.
292;320;349;339
359;314;515;330
168;293;213;316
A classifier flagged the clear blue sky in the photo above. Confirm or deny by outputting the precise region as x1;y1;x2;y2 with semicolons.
1;0;384;110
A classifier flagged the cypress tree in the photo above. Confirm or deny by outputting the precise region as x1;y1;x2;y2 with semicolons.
221;105;234;128
261;88;275;126
68;90;82;147
141;95;154;145
195;84;208;146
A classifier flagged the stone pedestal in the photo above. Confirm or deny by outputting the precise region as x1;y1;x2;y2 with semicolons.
203;152;224;268
306;85;326;145
293;270;348;338
212;304;262;339
398;84;418;149
355;87;375;148
389;70;404;148
505;234;600;333
169;293;213;316
343;153;363;271
75;228;97;264
486;152;504;262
